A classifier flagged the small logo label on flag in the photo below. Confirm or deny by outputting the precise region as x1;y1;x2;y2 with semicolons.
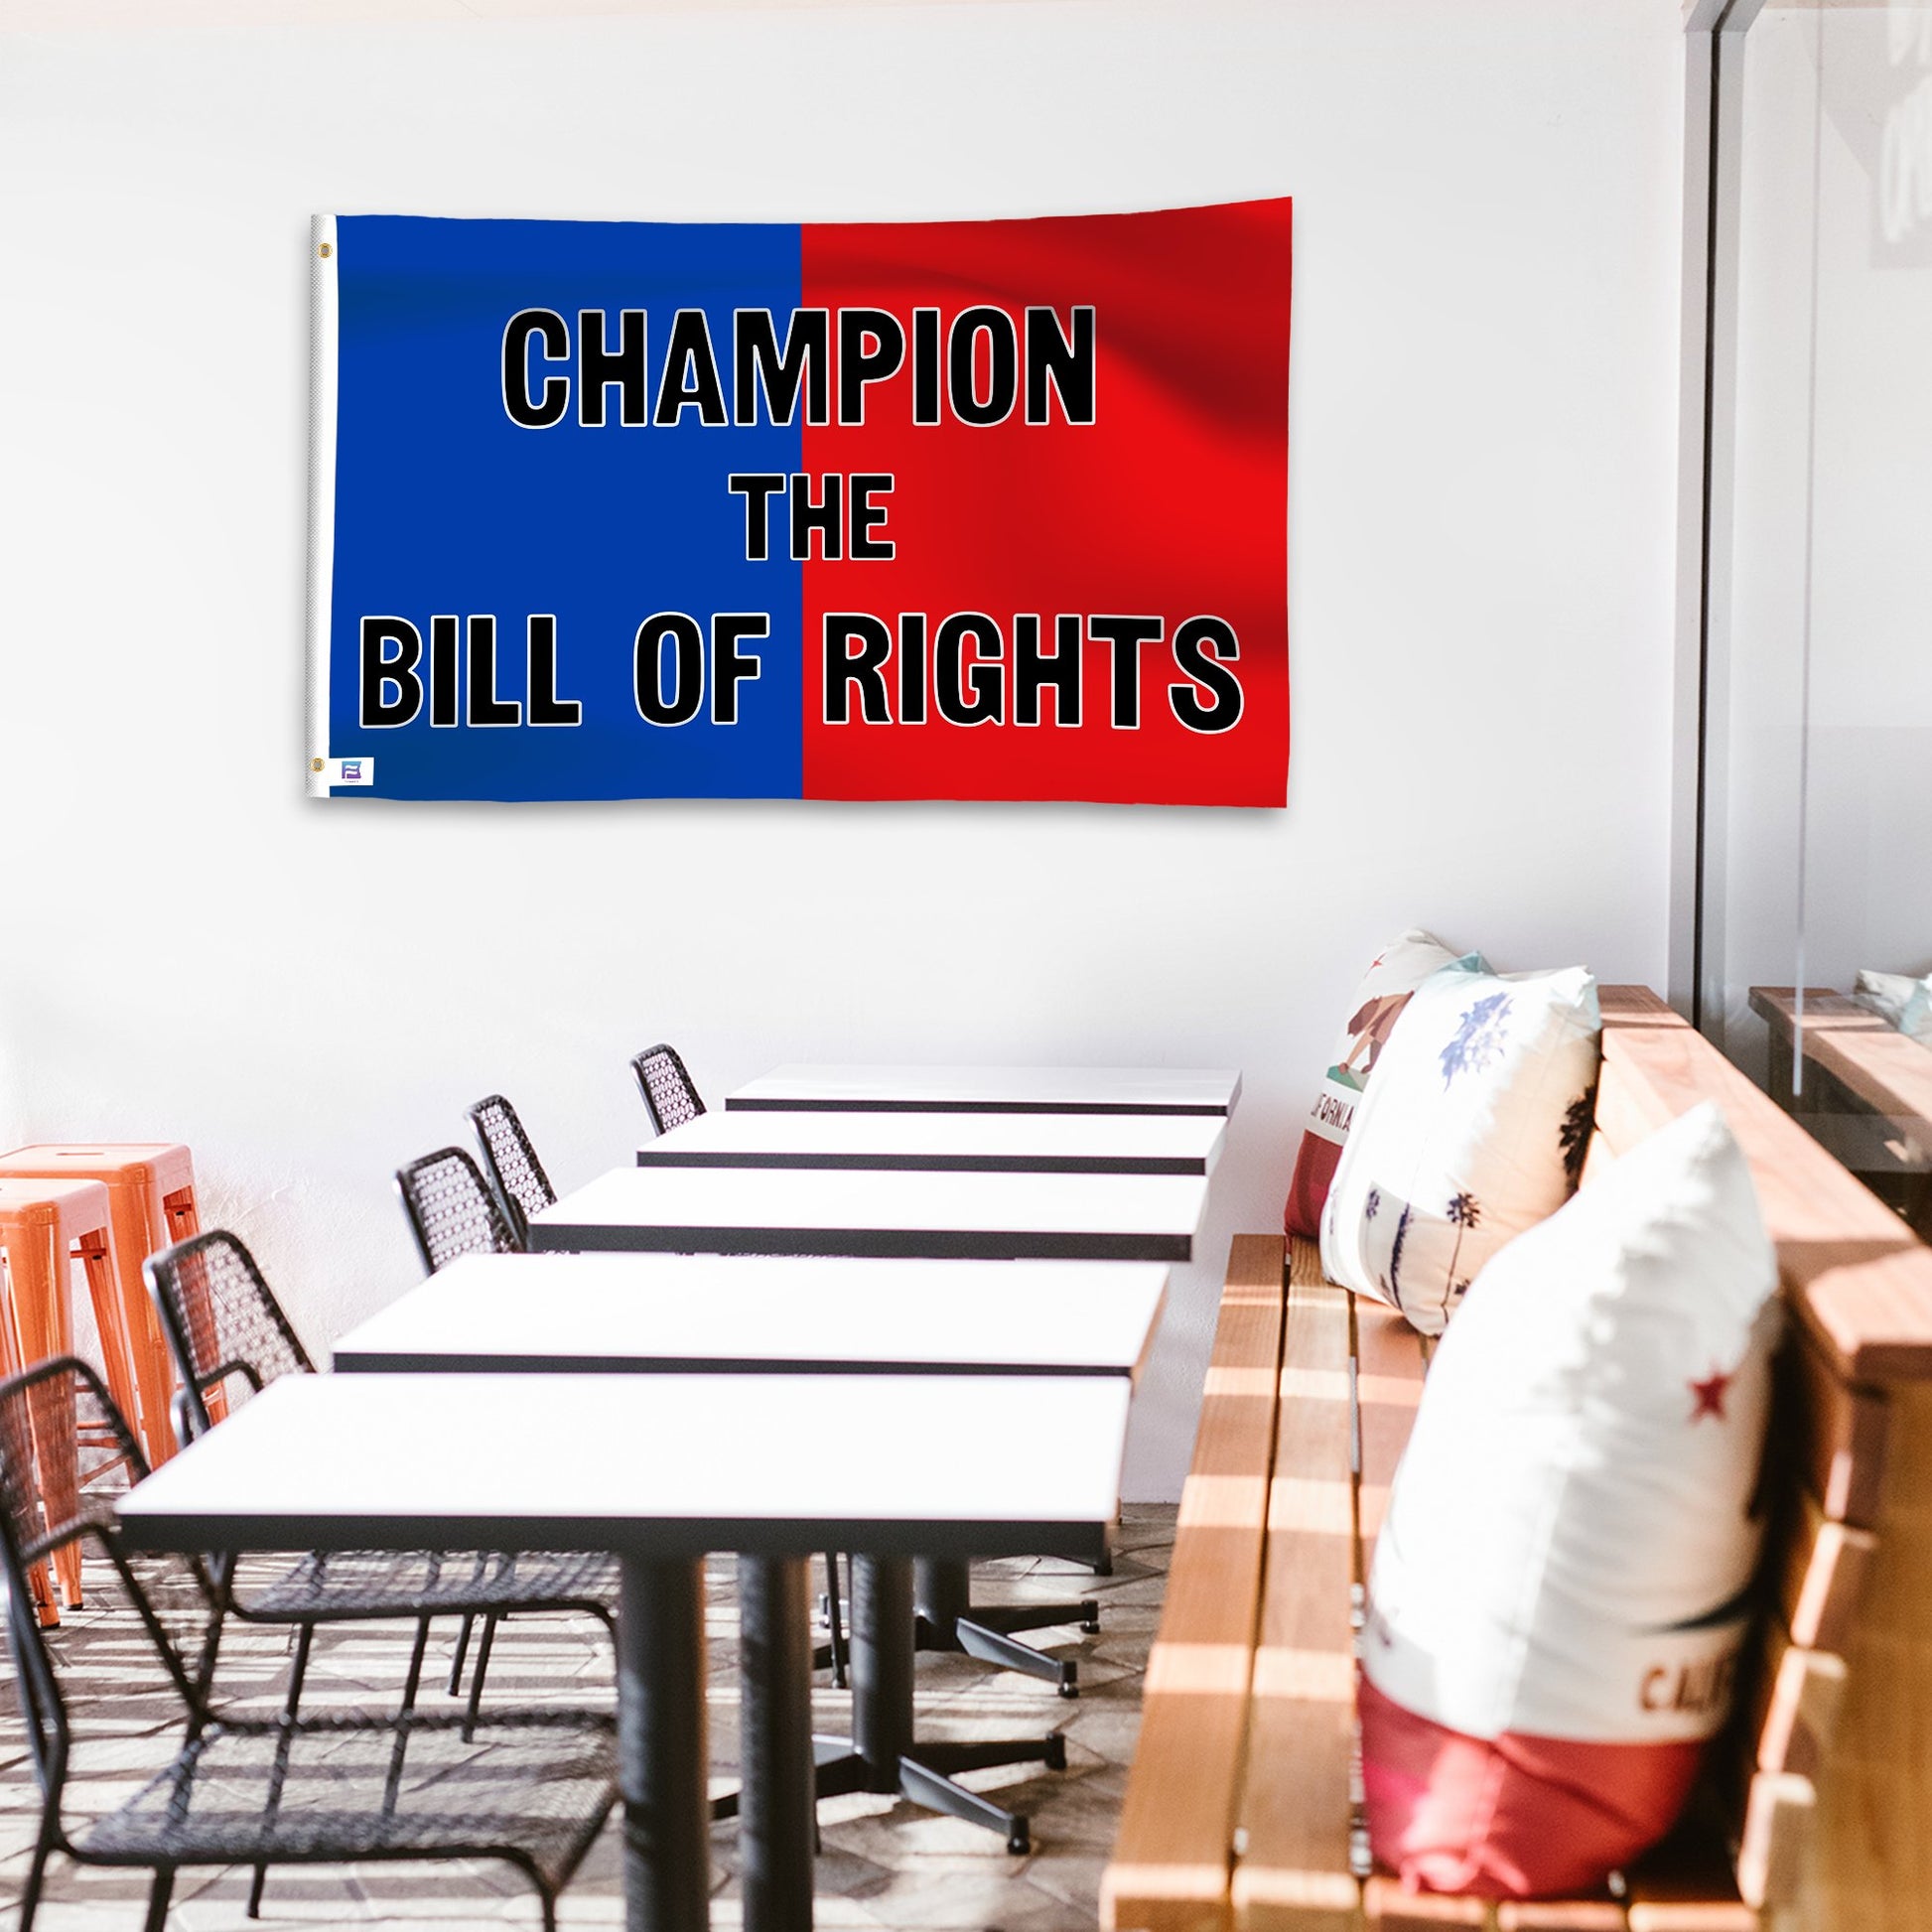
325;757;374;786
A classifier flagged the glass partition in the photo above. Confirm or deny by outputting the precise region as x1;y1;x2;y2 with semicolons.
1716;0;1932;1223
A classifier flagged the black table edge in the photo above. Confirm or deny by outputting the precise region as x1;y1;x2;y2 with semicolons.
114;1515;1114;1565
526;1225;1193;1263
333;1349;1133;1377
633;1149;1208;1174
725;1097;1227;1116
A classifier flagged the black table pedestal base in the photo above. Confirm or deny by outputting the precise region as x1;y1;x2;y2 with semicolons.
848;1554;1067;1854
619;1555;712;1932
737;1557;817;1932
800;1733;1068;1855
713;1735;1066;1857
912;1557;1097;1699
718;1555;1070;1858
1049;1542;1113;1577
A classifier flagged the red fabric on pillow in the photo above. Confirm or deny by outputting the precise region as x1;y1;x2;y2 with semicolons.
1359;1677;1704;1899
1284;1136;1341;1237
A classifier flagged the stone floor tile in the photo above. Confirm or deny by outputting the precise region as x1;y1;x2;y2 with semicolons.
843;1866;1085;1931
1;1511;1175;1928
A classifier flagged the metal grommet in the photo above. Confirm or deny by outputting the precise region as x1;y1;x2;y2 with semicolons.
311;757;326;772
319;242;333;259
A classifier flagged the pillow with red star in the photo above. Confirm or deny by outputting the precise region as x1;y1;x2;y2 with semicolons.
1359;1100;1781;1898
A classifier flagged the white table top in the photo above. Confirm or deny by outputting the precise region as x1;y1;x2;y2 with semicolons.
116;1371;1130;1558
529;1166;1208;1262
725;1063;1242;1117
333;1253;1169;1379
637;1110;1225;1175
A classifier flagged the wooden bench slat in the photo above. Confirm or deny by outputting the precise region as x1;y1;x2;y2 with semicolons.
1620;1813;1757;1932
1753;987;1932;1244
1594;1017;1909;1244
1232;1249;1361;1932
1748;987;1869;1122
1774;1487;1878;1651
1352;1292;1428;1584
1494;1902;1626;1931
1598;985;1684;1024
1742;1615;1848;1782
1784;1325;1889;1529
1787;1378;1932;1923
1594;1006;1932;1382
1801;1247;1932;1386
1622;1880;1757;1931
1363;1879;1492;1928
1751;986;1932;1137
1733;1772;1815;1910
1104;1233;1289;1932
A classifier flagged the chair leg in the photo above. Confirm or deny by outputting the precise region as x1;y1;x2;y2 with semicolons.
0;1252;59;1626
163;1183;202;1243
283;1618;317;1717
463;1612;499;1741
447;1611;476;1695
144;1866;176;1932
247;1620;316;1918
76;1228;143;1460
383;1631;429;1816
18;1813;56;1932
823;1551;848;1690
107;1187;180;1462
4;1225;85;1607
400;1614;433;1716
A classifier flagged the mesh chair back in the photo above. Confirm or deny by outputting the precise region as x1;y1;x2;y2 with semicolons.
395;1146;523;1274
0;1359;217;1790
467;1094;557;1243
146;1231;315;1442
631;1043;705;1137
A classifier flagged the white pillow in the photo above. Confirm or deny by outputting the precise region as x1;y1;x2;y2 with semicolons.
1320;965;1601;1336
1283;931;1485;1239
1359;1101;1782;1897
1898;981;1932;1045
1849;969;1932;1042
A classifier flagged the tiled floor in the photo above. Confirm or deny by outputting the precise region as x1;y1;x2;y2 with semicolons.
0;1508;1173;1930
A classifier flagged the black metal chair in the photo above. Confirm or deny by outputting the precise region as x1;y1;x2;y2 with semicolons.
394;1144;522;1273
146;1229;618;1912
0;1357;616;1932
391;1150;625;1716
468;1093;557;1244
630;1041;706;1137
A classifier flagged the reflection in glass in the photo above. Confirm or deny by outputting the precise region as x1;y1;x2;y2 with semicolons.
1724;3;1932;1234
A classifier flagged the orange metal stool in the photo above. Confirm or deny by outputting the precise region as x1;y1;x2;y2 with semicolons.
0;1176;143;1619
0;1146;205;1464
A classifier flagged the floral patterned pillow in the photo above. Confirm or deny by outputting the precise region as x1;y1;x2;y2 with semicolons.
1282;931;1485;1239
1320;966;1602;1335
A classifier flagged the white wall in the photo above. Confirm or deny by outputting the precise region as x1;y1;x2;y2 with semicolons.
0;0;1686;1499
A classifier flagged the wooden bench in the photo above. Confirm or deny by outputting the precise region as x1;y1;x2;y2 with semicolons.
1750;985;1932;1240
1104;985;1932;1932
